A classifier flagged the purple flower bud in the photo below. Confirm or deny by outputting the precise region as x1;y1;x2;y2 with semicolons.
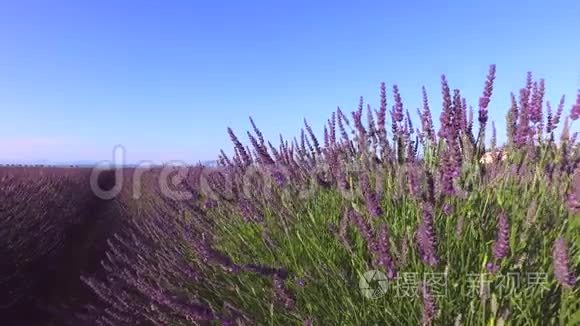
420;281;437;325
491;213;510;263
248;131;275;165
438;75;452;139
329;111;337;145
416;202;439;266
567;192;580;214
249;116;265;145
304;119;322;155
570;90;580;121
515;87;531;146
227;127;252;166
238;198;263;223
272;274;296;310
375;223;397;279
406;165;420;197
349;209;375;249
439;149;457;196
553;95;566;130
552;238;576;288
359;171;383;218
421;86;436;143
378;82;388;135
392;85;404;122
442;203;453;216
203;198;217;210
296;278;306;287
478;64;496;129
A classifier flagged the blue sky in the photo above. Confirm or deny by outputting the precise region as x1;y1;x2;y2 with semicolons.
1;0;579;164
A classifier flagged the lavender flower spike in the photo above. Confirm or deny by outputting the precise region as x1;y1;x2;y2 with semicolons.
492;213;510;260
420;281;437;325
272;274;296;310
359;172;383;218
552;238;576;288
487;212;510;273
478;64;496;127
348;209;375;250
571;89;580;121
375;223;397;279
416;202;439;266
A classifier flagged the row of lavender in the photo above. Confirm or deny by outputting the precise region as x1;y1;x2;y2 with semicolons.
0;167;121;325
80;66;580;325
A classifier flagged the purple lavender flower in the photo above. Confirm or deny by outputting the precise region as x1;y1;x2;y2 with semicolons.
421;86;436;143
529;81;541;124
506;92;518;144
478;64;496;129
268;141;283;164
552;238;576;288
451;89;463;139
567;192;580;214
545;101;554;134
249;116;265;145
536;79;545;123
492;213;510;259
375;223;397;279
439;149;457;196
195;241;241;274
391;108;399;143
487;213;510;273
238;198;263;223
352;97;367;143
304;119;322;155
349;209;375;248
378;82;387;135
515;87;531;145
203;198;217;210
272;274;296;310
295;278;306;287
302;129;315;157
219;149;233;167
466;105;476;145
570;90;580;121
337;209;353;252
368;104;378;143
323;125;329;149
329;111;337;145
438;75;452;139
337;107;351;145
442;203;453;216
227;127;251;166
248;131;275;165
416;202;439;266
420;281;437;325
406;165;420;197
460;97;468;133
553;95;566;130
359;172;383;218
392;85;404;123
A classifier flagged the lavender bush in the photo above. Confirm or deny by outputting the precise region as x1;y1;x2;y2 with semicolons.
81;66;579;325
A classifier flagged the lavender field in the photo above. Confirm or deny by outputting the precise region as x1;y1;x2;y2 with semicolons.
1;67;579;325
